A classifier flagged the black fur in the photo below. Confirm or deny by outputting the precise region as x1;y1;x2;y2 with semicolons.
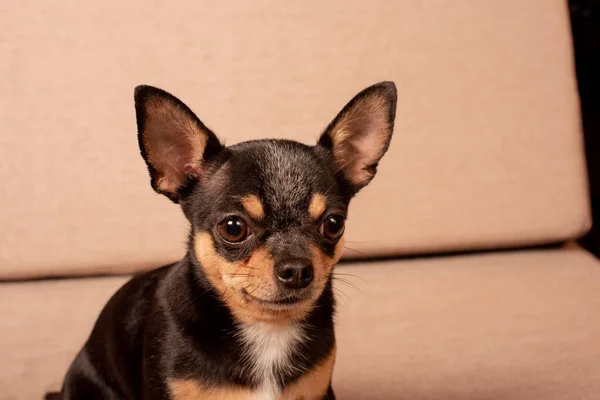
57;260;334;399
49;82;396;399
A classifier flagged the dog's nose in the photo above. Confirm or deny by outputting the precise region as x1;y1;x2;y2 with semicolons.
275;259;314;289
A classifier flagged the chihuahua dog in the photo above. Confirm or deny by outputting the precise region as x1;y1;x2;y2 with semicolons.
48;81;396;399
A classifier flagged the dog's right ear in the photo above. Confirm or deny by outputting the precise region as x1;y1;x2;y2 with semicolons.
134;85;223;203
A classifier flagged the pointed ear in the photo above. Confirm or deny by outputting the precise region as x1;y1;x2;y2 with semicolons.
134;85;223;202
317;81;397;194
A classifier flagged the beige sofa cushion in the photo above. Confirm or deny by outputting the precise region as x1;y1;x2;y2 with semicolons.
2;247;599;399
0;0;589;278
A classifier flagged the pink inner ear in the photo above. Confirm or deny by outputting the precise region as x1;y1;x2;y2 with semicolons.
142;98;208;194
331;97;392;186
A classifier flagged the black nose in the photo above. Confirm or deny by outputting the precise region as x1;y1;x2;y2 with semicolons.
275;259;314;289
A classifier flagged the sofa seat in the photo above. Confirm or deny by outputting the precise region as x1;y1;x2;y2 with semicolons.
2;247;599;400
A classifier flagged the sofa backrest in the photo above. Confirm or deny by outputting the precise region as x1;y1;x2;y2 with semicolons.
0;0;589;279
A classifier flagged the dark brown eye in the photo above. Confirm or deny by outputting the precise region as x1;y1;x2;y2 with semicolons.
321;214;345;240
217;216;250;243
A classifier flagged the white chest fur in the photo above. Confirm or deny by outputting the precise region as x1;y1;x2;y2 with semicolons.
239;322;305;400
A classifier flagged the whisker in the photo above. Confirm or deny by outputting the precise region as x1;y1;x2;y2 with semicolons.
332;272;366;283
323;182;335;197
332;286;350;301
332;277;363;294
343;245;376;261
246;284;261;296
222;273;256;278
222;281;250;303
220;283;231;301
193;284;219;301
259;301;265;321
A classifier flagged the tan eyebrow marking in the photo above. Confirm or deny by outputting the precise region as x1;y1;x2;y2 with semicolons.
241;194;264;220
309;193;327;220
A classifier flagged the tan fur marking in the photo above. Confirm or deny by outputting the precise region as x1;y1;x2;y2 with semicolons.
194;232;312;323
169;350;336;400
168;379;253;400
310;236;344;290
143;97;208;194
282;346;337;399
332;236;345;263
194;232;230;296
241;194;264;220
308;193;327;220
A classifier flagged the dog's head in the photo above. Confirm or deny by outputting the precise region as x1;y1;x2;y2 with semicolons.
134;82;397;323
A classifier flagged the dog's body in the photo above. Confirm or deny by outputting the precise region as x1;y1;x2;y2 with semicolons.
50;82;396;400
61;260;335;399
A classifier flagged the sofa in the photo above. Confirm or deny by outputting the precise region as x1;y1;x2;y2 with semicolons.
2;1;599;399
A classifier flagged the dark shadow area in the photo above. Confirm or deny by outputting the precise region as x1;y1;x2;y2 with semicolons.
570;0;600;256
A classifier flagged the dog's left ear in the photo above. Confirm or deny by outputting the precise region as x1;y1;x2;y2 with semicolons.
134;85;223;203
317;81;397;194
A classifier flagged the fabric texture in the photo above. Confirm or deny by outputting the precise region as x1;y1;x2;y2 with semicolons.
1;247;599;399
0;0;589;278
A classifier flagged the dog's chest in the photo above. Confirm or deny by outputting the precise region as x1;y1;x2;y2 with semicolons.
168;322;335;400
239;322;304;399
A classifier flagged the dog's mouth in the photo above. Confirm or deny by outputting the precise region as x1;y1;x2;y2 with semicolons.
241;288;308;310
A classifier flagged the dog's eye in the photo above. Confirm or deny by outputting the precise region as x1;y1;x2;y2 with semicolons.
217;216;250;243
321;214;345;240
